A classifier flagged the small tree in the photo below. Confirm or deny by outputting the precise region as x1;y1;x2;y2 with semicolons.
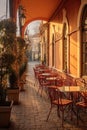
0;19;17;99
0;18;28;91
14;37;27;84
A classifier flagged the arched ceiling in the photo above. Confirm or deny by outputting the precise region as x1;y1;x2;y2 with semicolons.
14;0;62;36
19;0;62;24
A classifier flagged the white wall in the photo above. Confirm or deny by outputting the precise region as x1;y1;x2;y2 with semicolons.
0;0;9;20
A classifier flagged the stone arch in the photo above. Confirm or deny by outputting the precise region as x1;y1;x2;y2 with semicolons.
22;18;48;37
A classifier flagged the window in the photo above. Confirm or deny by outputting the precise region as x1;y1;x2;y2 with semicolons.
81;5;87;76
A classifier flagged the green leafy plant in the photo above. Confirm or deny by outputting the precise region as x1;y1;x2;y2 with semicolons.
0;18;28;99
9;68;18;88
0;19;17;101
19;62;27;79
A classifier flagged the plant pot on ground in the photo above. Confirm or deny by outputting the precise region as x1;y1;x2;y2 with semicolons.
7;69;20;105
0;100;13;128
7;88;19;105
0;85;13;128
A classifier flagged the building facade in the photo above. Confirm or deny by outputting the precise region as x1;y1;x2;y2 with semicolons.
12;0;87;78
47;0;87;78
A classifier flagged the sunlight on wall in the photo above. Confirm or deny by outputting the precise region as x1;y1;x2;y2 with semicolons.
49;22;63;68
70;36;78;76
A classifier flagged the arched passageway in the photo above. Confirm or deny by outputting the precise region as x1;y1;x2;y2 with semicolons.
24;20;42;62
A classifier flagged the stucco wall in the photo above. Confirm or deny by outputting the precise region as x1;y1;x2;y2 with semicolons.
49;0;81;77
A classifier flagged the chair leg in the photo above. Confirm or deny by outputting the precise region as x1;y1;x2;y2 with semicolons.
37;85;43;97
46;105;53;121
37;85;40;95
70;104;73;121
40;87;43;97
57;105;60;117
35;79;37;87
77;106;79;125
34;79;37;87
61;110;64;127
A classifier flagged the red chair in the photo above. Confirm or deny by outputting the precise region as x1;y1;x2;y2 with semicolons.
75;78;85;103
37;74;50;96
33;67;42;87
75;78;85;86
46;87;73;126
76;91;87;125
55;78;64;86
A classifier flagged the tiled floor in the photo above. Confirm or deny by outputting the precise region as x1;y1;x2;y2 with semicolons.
1;61;87;130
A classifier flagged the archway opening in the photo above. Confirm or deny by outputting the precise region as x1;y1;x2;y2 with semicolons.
24;20;48;63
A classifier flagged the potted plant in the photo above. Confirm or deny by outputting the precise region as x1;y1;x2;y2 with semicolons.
7;37;27;103
0;18;15;127
0;19;28;104
0;19;19;105
0;18;27;126
0;57;13;128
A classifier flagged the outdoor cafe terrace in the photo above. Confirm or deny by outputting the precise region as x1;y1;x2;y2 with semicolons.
3;61;87;130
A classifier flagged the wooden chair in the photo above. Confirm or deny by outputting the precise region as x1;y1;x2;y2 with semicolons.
46;87;73;126
37;74;50;96
75;78;85;87
55;77;63;86
76;91;87;125
33;67;42;87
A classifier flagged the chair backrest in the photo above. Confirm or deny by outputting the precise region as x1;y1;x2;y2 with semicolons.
33;68;42;79
75;78;85;87
38;75;46;86
80;92;87;103
48;87;59;103
55;78;63;86
48;87;66;105
63;79;72;86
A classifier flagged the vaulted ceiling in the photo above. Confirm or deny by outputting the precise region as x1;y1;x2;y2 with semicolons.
20;0;61;22
13;0;62;35
15;0;61;24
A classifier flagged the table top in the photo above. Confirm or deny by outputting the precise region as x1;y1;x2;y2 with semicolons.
46;77;57;80
58;86;87;92
47;85;87;92
41;73;51;76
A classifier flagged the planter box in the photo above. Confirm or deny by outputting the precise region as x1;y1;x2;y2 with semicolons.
7;88;19;105
0;101;13;128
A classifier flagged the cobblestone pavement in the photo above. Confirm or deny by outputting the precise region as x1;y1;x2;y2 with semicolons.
1;61;87;130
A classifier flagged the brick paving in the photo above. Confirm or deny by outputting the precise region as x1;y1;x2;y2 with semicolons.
1;61;87;130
